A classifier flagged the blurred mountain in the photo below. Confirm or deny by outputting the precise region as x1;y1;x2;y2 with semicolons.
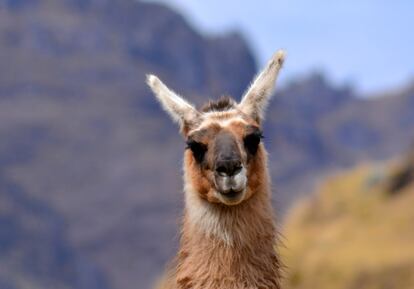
0;0;255;288
0;0;414;289
280;146;414;289
0;175;109;289
269;75;414;209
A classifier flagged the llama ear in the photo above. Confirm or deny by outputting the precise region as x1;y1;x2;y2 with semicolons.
238;50;285;122
146;74;201;132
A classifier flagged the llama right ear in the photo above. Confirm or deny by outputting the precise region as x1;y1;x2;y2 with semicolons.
238;50;285;123
146;74;201;132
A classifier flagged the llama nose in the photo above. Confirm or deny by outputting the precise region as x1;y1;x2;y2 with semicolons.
215;159;243;177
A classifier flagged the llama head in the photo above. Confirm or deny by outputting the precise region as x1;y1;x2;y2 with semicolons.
147;50;285;206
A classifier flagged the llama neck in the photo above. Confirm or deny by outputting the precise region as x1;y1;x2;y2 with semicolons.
174;185;281;289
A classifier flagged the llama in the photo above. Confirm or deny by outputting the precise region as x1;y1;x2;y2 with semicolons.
147;50;285;289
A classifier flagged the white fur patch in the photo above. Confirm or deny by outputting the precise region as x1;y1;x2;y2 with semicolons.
184;184;235;245
214;167;247;193
189;113;248;135
231;167;247;191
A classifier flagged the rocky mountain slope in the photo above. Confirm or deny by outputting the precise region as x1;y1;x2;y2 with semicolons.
0;175;109;289
0;1;256;288
1;0;414;288
270;75;414;209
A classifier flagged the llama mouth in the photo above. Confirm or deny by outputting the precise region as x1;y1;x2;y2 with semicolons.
217;189;245;204
221;189;242;198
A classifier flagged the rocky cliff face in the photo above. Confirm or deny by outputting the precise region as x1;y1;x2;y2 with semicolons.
0;175;109;289
1;1;414;289
269;75;414;209
0;1;256;289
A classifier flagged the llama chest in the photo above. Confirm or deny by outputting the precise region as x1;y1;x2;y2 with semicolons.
172;236;281;289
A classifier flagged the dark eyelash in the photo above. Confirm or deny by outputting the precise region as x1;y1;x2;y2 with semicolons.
244;131;263;155
248;131;264;139
186;140;207;162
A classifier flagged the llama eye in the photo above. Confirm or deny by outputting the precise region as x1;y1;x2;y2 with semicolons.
186;140;207;163
244;131;263;155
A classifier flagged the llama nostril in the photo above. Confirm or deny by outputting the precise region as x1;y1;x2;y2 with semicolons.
216;165;228;176
215;160;242;177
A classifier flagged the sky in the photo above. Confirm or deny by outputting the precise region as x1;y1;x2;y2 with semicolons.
146;0;414;95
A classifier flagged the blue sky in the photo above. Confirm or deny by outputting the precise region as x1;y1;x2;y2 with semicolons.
147;0;414;94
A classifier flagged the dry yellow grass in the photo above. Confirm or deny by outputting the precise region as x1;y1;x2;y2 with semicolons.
280;161;414;289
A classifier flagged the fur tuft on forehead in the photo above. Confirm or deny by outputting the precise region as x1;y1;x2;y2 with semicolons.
200;96;237;113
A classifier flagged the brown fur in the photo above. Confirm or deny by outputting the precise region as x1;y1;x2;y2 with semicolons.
148;50;286;289
201;96;237;113
159;109;282;289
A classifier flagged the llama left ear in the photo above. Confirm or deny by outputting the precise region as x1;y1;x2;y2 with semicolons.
238;50;285;123
146;74;201;133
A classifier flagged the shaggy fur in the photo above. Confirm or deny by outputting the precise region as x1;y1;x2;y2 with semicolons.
201;96;237;113
156;134;282;289
147;50;286;289
180;148;280;289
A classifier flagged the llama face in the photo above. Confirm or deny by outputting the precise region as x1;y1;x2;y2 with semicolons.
147;50;285;206
183;103;263;205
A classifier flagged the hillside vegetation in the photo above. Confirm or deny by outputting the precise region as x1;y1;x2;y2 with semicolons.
281;148;414;289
